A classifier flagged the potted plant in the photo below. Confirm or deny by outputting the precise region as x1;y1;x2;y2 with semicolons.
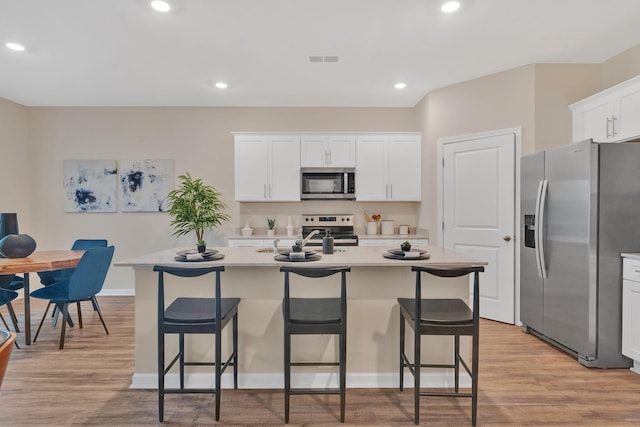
166;173;230;252
401;240;411;252
267;218;276;237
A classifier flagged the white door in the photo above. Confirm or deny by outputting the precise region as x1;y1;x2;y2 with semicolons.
442;132;516;323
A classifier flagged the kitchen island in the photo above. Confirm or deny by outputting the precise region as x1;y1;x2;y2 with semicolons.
116;245;486;390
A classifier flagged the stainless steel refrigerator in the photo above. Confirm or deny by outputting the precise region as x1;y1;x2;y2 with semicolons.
521;139;640;368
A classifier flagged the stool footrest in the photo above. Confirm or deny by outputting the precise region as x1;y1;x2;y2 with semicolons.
420;391;473;398
163;388;219;394
289;388;342;396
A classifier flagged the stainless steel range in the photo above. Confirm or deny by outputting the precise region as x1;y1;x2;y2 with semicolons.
301;214;358;246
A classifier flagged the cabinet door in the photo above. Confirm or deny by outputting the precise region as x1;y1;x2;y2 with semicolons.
269;135;300;201
614;79;640;141
576;95;614;143
235;135;268;201
388;135;422;201
328;135;356;167
358;239;389;246
356;135;389;201
622;278;640;361
300;135;328;167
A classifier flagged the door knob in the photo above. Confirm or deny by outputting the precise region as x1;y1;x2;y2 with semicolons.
503;235;512;242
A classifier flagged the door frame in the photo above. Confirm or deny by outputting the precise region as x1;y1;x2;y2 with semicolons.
437;127;522;324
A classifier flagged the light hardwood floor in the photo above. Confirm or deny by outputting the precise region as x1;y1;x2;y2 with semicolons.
1;296;640;426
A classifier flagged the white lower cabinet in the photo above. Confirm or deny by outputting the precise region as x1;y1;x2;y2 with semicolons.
622;256;640;374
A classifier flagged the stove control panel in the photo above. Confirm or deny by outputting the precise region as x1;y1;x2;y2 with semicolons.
302;214;353;226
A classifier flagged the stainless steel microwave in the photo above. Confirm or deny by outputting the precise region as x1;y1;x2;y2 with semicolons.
300;168;356;200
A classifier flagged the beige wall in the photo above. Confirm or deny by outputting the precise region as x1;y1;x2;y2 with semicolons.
414;65;536;243
25;107;417;291
602;43;640;89
0;98;29;229
534;63;601;153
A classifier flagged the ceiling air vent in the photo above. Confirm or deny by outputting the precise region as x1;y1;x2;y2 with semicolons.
308;55;340;63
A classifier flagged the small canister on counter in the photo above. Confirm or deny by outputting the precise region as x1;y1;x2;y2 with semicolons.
380;220;394;235
322;229;334;254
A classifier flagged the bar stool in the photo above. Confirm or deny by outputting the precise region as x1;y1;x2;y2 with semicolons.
154;265;240;422
280;265;350;423
398;265;484;426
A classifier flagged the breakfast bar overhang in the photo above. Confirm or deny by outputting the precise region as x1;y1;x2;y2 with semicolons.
116;245;487;390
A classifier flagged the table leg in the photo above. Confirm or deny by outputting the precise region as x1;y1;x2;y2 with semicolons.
24;272;31;345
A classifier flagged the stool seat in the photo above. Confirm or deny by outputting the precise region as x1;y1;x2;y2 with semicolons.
397;298;473;325
165;297;241;324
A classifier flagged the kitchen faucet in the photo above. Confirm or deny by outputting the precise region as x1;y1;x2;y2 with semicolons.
296;229;321;250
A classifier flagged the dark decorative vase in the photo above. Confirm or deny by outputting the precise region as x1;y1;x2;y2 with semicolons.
0;234;37;258
0;213;19;258
197;244;207;253
401;243;411;252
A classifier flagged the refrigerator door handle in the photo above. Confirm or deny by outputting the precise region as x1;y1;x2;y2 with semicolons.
536;179;549;279
534;180;544;278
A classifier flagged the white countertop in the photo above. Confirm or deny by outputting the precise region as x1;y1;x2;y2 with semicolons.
116;245;484;269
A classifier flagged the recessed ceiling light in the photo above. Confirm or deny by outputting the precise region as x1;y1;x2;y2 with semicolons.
5;42;25;52
394;82;407;89
441;1;461;13
151;1;171;12
215;82;228;89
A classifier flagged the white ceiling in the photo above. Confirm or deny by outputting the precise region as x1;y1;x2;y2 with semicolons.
1;0;639;107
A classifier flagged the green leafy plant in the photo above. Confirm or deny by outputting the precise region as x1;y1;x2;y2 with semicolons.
267;218;276;230
166;173;230;247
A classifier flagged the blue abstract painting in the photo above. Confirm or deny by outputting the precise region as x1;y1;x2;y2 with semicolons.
63;159;118;212
119;159;174;212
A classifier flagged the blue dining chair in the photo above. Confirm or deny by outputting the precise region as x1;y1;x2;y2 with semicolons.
38;239;108;326
0;275;23;333
31;245;114;349
0;287;20;349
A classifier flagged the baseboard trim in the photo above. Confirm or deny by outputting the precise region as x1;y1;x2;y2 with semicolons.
130;371;470;390
97;289;135;296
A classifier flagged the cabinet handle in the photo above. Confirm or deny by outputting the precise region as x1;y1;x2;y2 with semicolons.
612;115;618;136
606;116;612;138
264;184;267;199
389;183;393;199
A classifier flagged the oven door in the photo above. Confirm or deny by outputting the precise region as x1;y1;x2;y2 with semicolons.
300;168;355;200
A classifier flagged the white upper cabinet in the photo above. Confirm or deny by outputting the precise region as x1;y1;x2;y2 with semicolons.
300;135;356;167
356;134;422;201
234;134;300;201
571;75;640;143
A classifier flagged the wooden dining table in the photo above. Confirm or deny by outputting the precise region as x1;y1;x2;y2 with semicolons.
0;250;84;345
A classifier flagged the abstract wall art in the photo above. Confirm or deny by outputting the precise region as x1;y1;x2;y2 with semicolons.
63;159;118;212
119;159;174;212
